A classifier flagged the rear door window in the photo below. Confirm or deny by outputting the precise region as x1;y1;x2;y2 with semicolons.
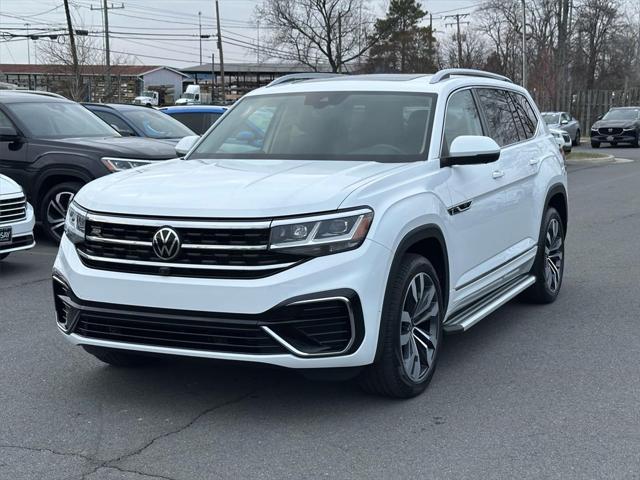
510;93;538;140
476;89;520;147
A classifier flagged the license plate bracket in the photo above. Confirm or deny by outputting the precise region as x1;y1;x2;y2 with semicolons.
0;226;12;245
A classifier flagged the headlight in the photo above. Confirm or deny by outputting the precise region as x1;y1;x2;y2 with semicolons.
64;202;87;244
623;127;635;131
269;208;373;256
101;157;154;172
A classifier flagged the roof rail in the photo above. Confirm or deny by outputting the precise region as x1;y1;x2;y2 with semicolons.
1;89;66;99
267;73;342;87
429;69;513;85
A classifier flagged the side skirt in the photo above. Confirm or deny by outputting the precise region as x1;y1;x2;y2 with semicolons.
443;274;536;333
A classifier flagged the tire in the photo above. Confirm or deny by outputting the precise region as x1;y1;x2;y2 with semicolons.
573;130;581;146
591;141;600;148
521;207;565;304
631;134;639;148
39;181;82;243
0;253;9;261
358;254;443;398
82;346;152;367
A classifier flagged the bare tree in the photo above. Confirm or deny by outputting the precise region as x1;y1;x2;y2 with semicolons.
38;35;132;100
256;0;376;72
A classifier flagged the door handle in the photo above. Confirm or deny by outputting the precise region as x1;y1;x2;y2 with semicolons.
529;158;540;165
492;170;504;179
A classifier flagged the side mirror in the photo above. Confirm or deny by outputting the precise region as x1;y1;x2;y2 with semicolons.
560;119;569;125
441;136;501;168
597;114;604;120
111;124;135;137
175;135;200;157
0;125;20;142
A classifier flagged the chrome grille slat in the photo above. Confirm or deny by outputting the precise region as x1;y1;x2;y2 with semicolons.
0;195;26;223
79;215;305;278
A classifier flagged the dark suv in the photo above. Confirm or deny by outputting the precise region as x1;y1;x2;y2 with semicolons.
590;107;640;148
0;91;178;241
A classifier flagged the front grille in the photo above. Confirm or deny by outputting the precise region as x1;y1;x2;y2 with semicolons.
0;195;27;224
54;279;362;357
74;310;287;354
77;217;307;279
599;127;623;135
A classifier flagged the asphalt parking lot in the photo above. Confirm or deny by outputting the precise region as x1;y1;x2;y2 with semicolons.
2;146;640;480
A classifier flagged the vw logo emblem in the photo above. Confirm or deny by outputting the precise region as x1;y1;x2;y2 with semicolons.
152;227;181;260
609;128;613;133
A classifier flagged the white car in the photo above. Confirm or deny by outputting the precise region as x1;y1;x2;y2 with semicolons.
550;127;572;153
0;174;35;260
53;69;568;398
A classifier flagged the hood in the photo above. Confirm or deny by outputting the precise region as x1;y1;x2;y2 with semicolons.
75;158;407;218
0;174;23;196
592;119;637;129
44;137;178;160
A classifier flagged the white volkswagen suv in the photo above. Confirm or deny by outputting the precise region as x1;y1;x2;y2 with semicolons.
53;70;567;398
0;174;35;260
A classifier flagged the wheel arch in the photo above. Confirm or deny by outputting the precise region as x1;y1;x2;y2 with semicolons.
545;183;568;236
373;224;449;363
34;168;93;210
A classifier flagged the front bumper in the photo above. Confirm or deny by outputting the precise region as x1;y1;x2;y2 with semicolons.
591;131;637;144
53;234;391;368
0;203;36;255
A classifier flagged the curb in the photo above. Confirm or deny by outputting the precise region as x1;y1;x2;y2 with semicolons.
565;154;615;166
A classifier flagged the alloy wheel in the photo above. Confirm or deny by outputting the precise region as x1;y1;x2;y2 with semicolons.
544;218;563;292
47;191;75;240
399;272;440;383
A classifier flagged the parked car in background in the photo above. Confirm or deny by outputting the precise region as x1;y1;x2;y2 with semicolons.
83;103;196;145
590;107;640;148
0;173;35;260
54;70;567;399
159;105;227;135
541;111;581;146
0;91;178;241
550;128;572;153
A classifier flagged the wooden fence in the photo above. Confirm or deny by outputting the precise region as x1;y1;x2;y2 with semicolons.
537;88;640;133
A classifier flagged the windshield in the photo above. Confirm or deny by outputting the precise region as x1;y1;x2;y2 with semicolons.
602;109;640;121
189;92;437;162
541;113;560;125
7;101;119;138
124;108;195;139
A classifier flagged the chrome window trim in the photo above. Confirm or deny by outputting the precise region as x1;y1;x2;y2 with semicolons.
77;249;296;271
261;296;356;358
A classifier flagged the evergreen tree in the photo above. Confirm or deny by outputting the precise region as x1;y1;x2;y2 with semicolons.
367;0;437;73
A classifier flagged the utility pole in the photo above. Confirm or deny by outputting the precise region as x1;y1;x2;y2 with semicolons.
91;1;124;101
521;0;526;88
257;20;260;64
337;12;342;73
25;24;31;64
63;0;81;99
215;0;225;103
198;11;203;65
445;14;469;68
211;52;216;101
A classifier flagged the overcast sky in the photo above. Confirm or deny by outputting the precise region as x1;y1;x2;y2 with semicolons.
0;0;480;68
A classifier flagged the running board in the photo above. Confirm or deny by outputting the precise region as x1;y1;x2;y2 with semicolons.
444;275;536;333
